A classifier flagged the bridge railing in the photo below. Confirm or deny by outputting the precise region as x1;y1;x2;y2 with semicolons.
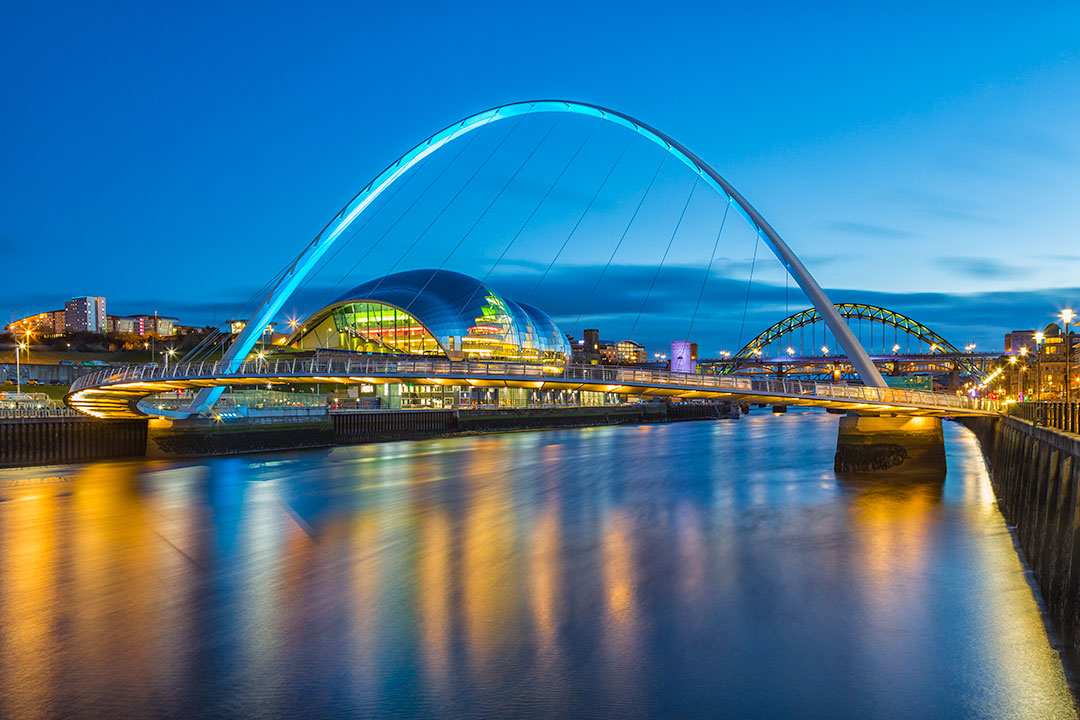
68;356;1001;413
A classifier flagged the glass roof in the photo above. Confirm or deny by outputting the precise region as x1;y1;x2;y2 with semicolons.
299;269;572;363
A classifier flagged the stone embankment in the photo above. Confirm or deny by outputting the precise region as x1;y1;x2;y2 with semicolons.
2;402;738;467
0;416;146;467
961;414;1080;657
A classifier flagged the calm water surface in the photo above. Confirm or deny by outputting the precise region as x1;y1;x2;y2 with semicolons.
0;411;1076;719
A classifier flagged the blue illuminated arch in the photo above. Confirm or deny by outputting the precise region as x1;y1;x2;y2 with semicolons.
186;101;885;414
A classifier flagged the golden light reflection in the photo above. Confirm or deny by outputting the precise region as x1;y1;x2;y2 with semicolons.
0;489;60;720
349;508;382;693
601;509;642;711
530;504;560;654
418;507;452;692
462;440;517;674
848;478;938;618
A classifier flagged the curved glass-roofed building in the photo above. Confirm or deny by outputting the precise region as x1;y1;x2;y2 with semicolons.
288;269;572;366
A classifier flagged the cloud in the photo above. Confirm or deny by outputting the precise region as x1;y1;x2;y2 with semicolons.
937;256;1018;279
823;221;917;239
96;263;1080;356
924;206;1011;226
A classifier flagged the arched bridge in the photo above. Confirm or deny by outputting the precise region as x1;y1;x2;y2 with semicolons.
704;304;989;382
64;100;997;424
66;355;1000;420
175;99;888;417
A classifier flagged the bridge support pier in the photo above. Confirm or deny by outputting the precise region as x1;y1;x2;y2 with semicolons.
834;414;946;477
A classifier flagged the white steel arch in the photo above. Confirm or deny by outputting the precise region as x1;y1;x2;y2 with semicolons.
187;100;885;414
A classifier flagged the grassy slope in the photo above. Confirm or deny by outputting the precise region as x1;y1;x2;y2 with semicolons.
0;349;154;364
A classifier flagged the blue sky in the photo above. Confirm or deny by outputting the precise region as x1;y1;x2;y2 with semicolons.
2;1;1078;353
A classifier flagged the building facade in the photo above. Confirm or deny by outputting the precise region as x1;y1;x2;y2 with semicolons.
289;269;571;366
108;314;179;336
285;269;598;409
6;309;66;336
65;297;107;333
1010;323;1079;400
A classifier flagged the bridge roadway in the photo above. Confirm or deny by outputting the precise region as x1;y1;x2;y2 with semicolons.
66;356;1002;419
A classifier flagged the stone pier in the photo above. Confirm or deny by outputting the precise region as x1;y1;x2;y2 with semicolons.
834;414;947;476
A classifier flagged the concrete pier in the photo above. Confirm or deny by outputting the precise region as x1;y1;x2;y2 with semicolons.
834;414;946;476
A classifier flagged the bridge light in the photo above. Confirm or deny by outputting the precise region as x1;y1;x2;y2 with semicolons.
821;345;829;355
892;344;900;353
786;347;795;356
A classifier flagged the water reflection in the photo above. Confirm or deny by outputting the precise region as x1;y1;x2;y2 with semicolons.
0;413;1075;718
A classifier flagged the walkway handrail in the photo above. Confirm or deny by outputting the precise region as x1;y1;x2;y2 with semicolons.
68;356;1003;414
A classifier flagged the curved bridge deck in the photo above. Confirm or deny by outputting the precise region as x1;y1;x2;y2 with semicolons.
66;357;1002;419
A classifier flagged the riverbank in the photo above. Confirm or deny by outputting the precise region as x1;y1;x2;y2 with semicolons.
960;415;1080;664
2;402;739;467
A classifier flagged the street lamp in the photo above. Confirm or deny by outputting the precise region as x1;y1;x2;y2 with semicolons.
165;347;176;371
1008;355;1018;401
1018;346;1029;400
15;342;25;398
1062;309;1075;403
1034;331;1045;401
22;327;33;364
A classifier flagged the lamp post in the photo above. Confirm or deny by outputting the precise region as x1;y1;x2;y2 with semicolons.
15;342;25;398
165;348;176;372
1035;331;1045;401
1009;355;1018;401
1019;346;1029;400
1062;309;1075;403
22;326;32;364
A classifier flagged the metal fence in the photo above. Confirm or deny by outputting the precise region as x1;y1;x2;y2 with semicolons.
68;355;1001;414
1010;402;1080;434
0;409;82;420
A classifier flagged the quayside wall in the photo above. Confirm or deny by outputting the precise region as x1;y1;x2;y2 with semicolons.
3;402;736;467
960;415;1080;656
332;402;728;443
0;416;147;468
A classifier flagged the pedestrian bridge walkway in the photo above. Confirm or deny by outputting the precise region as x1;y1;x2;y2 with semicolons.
66;356;1002;419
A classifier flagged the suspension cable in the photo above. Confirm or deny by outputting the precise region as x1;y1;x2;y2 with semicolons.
362;115;527;306
572;153;667;335
284;155;421;315
403;117;562;313
457;118;601;317
526;138;631;304
686;199;731;341
737;232;761;350
622;179;699;363
301;124;485;318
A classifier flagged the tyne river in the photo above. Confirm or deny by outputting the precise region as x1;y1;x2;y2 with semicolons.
0;411;1076;719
